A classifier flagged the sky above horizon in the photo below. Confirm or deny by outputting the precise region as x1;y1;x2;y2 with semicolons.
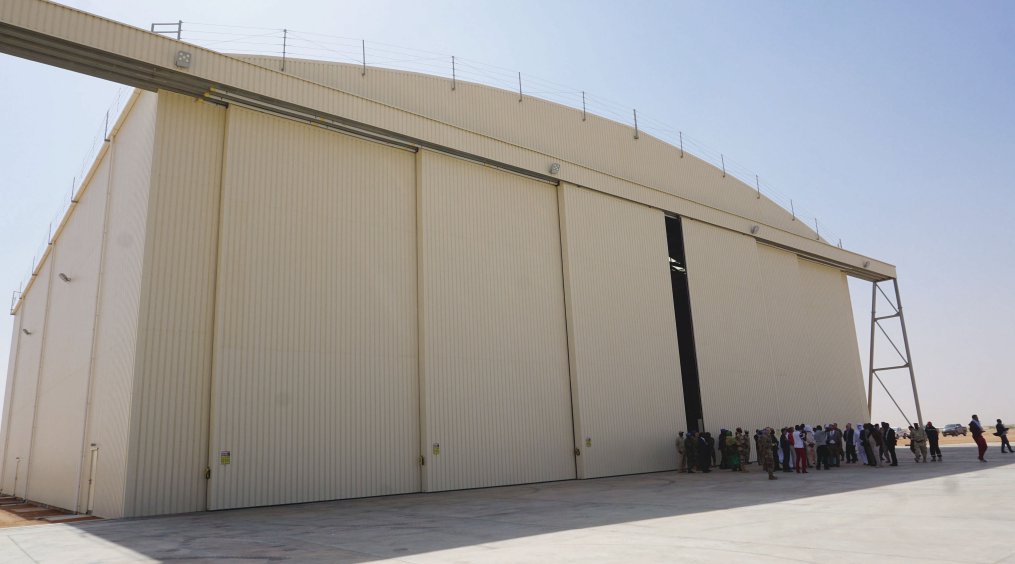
1;1;1013;428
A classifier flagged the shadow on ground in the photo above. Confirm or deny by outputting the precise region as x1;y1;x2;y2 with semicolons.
11;444;1013;562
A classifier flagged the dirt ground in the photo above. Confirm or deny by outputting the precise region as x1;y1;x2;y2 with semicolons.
0;497;98;529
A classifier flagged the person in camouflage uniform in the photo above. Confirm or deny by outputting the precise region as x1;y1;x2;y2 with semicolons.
758;428;778;480
736;428;750;472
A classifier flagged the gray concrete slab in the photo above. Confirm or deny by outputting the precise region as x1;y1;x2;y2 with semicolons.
0;444;1011;563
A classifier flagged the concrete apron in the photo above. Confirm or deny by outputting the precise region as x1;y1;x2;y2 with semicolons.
0;444;1009;563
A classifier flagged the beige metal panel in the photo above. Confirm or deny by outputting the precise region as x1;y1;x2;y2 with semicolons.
755;245;806;423
0;313;21;491
24;144;110;511
419;150;575;491
209;106;419;510
795;259;868;424
682;220;784;432
0;259;53;498
85;91;157;518
0;2;895;281
243;58;817;240
557;184;685;478
125;91;225;517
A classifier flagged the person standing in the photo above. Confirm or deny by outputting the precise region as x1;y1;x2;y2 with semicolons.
725;431;741;471
805;425;817;468
864;423;880;467
855;422;869;465
736;428;750;472
871;424;886;464
911;422;928;462
844;423;857;463
705;432;717;467
780;428;793;472
829;423;843;467
697;431;712;473
814;426;830;470
794;425;809;473
926;422;942;461
970;415;988;462
882;423;899;466
758;428;778;480
684;432;698;473
996;419;1012;454
676;431;687;473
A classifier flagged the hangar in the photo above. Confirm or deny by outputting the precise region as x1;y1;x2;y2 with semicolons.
0;0;916;518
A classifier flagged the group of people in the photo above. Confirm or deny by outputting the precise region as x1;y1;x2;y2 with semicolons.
675;415;1010;480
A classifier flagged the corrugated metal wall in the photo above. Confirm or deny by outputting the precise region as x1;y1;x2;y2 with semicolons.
207;106;419;510
84;91;157;518
795;259;868;424
558;184;685;478
418;151;575;491
125;91;225;517
0;259;53;499
23;143;111;512
0;315;21;491
682;220;784;432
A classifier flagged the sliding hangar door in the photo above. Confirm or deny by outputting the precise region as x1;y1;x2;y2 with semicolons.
202;105;687;509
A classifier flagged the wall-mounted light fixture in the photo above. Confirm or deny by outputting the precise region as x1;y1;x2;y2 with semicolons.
58;273;71;283
548;163;561;175
749;225;760;235
22;328;32;335
175;50;192;69
863;261;871;268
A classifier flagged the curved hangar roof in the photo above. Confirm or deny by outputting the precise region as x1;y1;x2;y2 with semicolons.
0;0;894;281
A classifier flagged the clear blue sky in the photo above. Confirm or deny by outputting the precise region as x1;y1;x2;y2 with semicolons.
2;1;1013;426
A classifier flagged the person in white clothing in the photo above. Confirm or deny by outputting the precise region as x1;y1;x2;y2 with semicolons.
854;422;868;465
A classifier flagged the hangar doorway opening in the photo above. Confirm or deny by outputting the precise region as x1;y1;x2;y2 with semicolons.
665;216;704;432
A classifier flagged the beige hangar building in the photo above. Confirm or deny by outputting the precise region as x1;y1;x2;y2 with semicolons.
1;1;898;519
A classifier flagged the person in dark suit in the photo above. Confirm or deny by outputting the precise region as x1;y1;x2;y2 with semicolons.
881;422;898;466
685;432;699;473
697;431;712;473
844;423;857;463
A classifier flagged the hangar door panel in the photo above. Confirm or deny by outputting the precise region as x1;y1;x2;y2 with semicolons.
419;151;575;491
558;185;685;478
209;108;419;510
681;220;782;432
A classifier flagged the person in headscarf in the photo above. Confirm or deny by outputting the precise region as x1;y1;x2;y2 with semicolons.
804;425;817;468
725;430;741;471
854;422;868;465
926;422;942;461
